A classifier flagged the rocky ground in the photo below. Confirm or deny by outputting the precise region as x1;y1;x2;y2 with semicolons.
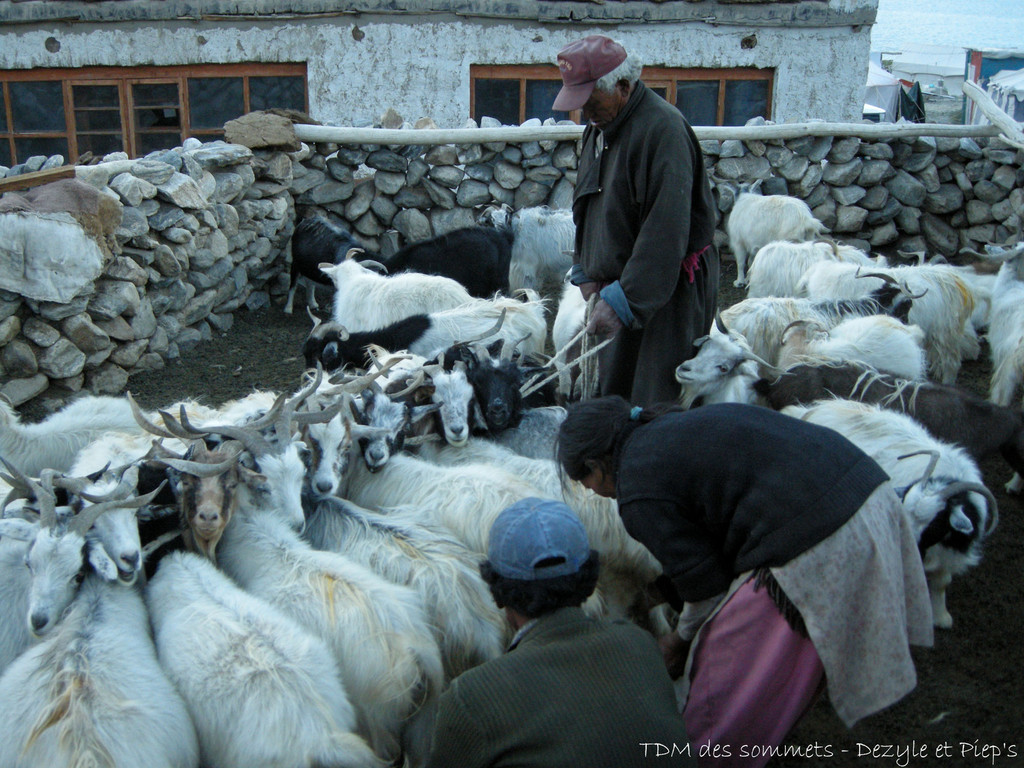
18;257;1024;768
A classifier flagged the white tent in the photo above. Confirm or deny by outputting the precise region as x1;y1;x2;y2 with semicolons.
885;43;966;93
864;61;901;123
986;68;1024;122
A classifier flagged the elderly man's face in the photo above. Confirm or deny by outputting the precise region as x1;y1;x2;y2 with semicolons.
582;80;632;129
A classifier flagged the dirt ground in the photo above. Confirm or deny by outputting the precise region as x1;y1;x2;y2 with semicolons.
21;257;1023;768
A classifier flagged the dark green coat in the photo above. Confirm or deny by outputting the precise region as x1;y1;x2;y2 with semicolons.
573;82;719;406
425;607;695;768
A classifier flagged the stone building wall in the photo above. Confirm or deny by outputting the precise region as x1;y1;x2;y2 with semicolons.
1;120;1022;408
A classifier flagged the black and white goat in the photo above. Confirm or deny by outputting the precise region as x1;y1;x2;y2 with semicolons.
784;399;998;629
285;214;361;315
303;291;547;372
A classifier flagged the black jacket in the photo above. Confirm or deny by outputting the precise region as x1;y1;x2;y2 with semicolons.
614;404;890;601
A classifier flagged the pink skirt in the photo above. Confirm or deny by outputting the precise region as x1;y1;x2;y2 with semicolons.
682;577;825;768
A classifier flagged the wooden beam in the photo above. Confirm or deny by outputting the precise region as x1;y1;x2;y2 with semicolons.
295;120;1002;147
0;167;77;195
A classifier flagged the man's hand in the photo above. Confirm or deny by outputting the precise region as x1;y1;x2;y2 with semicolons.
586;298;624;337
579;281;600;300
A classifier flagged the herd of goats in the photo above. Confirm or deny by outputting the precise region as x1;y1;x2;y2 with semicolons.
0;193;1022;767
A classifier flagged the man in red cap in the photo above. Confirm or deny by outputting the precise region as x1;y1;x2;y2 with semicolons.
555;35;720;407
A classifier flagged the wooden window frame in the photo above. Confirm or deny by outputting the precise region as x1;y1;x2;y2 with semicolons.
0;63;307;164
470;64;774;126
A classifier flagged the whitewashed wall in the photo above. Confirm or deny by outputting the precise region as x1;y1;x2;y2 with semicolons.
0;7;874;127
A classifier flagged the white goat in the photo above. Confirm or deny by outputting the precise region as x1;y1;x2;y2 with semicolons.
414;438;663;618
214;490;444;766
674;331;771;409
797;260;977;383
490;205;575;298
0;482;199;768
726;191;827;288
745;239;879;298
777;316;928;381
321;250;474;333
784;399;998;629
0;394;141;476
303;495;508;679
551;280;587;398
0;533;32;677
146;551;384;768
984;242;1024;409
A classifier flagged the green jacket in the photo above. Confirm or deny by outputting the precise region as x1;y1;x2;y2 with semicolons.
426;607;695;768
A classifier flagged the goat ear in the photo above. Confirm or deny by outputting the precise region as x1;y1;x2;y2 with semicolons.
0;517;38;541
87;541;120;582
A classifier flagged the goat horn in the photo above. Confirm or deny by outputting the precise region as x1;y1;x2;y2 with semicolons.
714;310;730;335
465;308;508;346
290;399;345;426
156;407;203;439
359;259;389;274
854;267;900;286
389;369;427;399
344;247;365;261
934;481;999;537
0;456;58;528
176;405;275;458
896;450;941;488
306;305;322;332
141;529;183;561
60;465;139;505
69;480;168;537
156;455;240;478
127;391;180;439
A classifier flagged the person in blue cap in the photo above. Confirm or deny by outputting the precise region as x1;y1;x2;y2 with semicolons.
425;496;695;768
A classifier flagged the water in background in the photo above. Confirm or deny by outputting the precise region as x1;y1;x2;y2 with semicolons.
872;0;1024;53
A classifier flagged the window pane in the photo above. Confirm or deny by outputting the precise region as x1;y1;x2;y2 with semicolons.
135;106;180;130
10;81;65;132
77;133;124;158
137;131;181;156
724;79;769;126
188;77;244;129
675;81;719;126
0;88;6;132
133;83;179;107
14;135;68;161
73;84;119;108
474;79;519;125
649;86;669;100
75;109;122;131
0;140;11;167
525;80;570;123
250;76;305;111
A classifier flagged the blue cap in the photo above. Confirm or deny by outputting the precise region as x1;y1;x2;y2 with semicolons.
487;497;590;581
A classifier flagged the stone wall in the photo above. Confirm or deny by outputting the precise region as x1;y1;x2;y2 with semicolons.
2;120;1023;408
0;139;296;406
289;119;1024;261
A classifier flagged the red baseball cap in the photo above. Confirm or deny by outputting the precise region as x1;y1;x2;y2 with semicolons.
553;35;628;111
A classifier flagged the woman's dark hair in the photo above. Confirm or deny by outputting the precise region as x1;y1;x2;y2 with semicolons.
556;396;680;482
480;551;600;618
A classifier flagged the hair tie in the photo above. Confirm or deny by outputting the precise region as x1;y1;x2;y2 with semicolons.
629;406;643;421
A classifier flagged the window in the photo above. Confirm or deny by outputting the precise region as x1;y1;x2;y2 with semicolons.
470;64;773;127
0;63;307;165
